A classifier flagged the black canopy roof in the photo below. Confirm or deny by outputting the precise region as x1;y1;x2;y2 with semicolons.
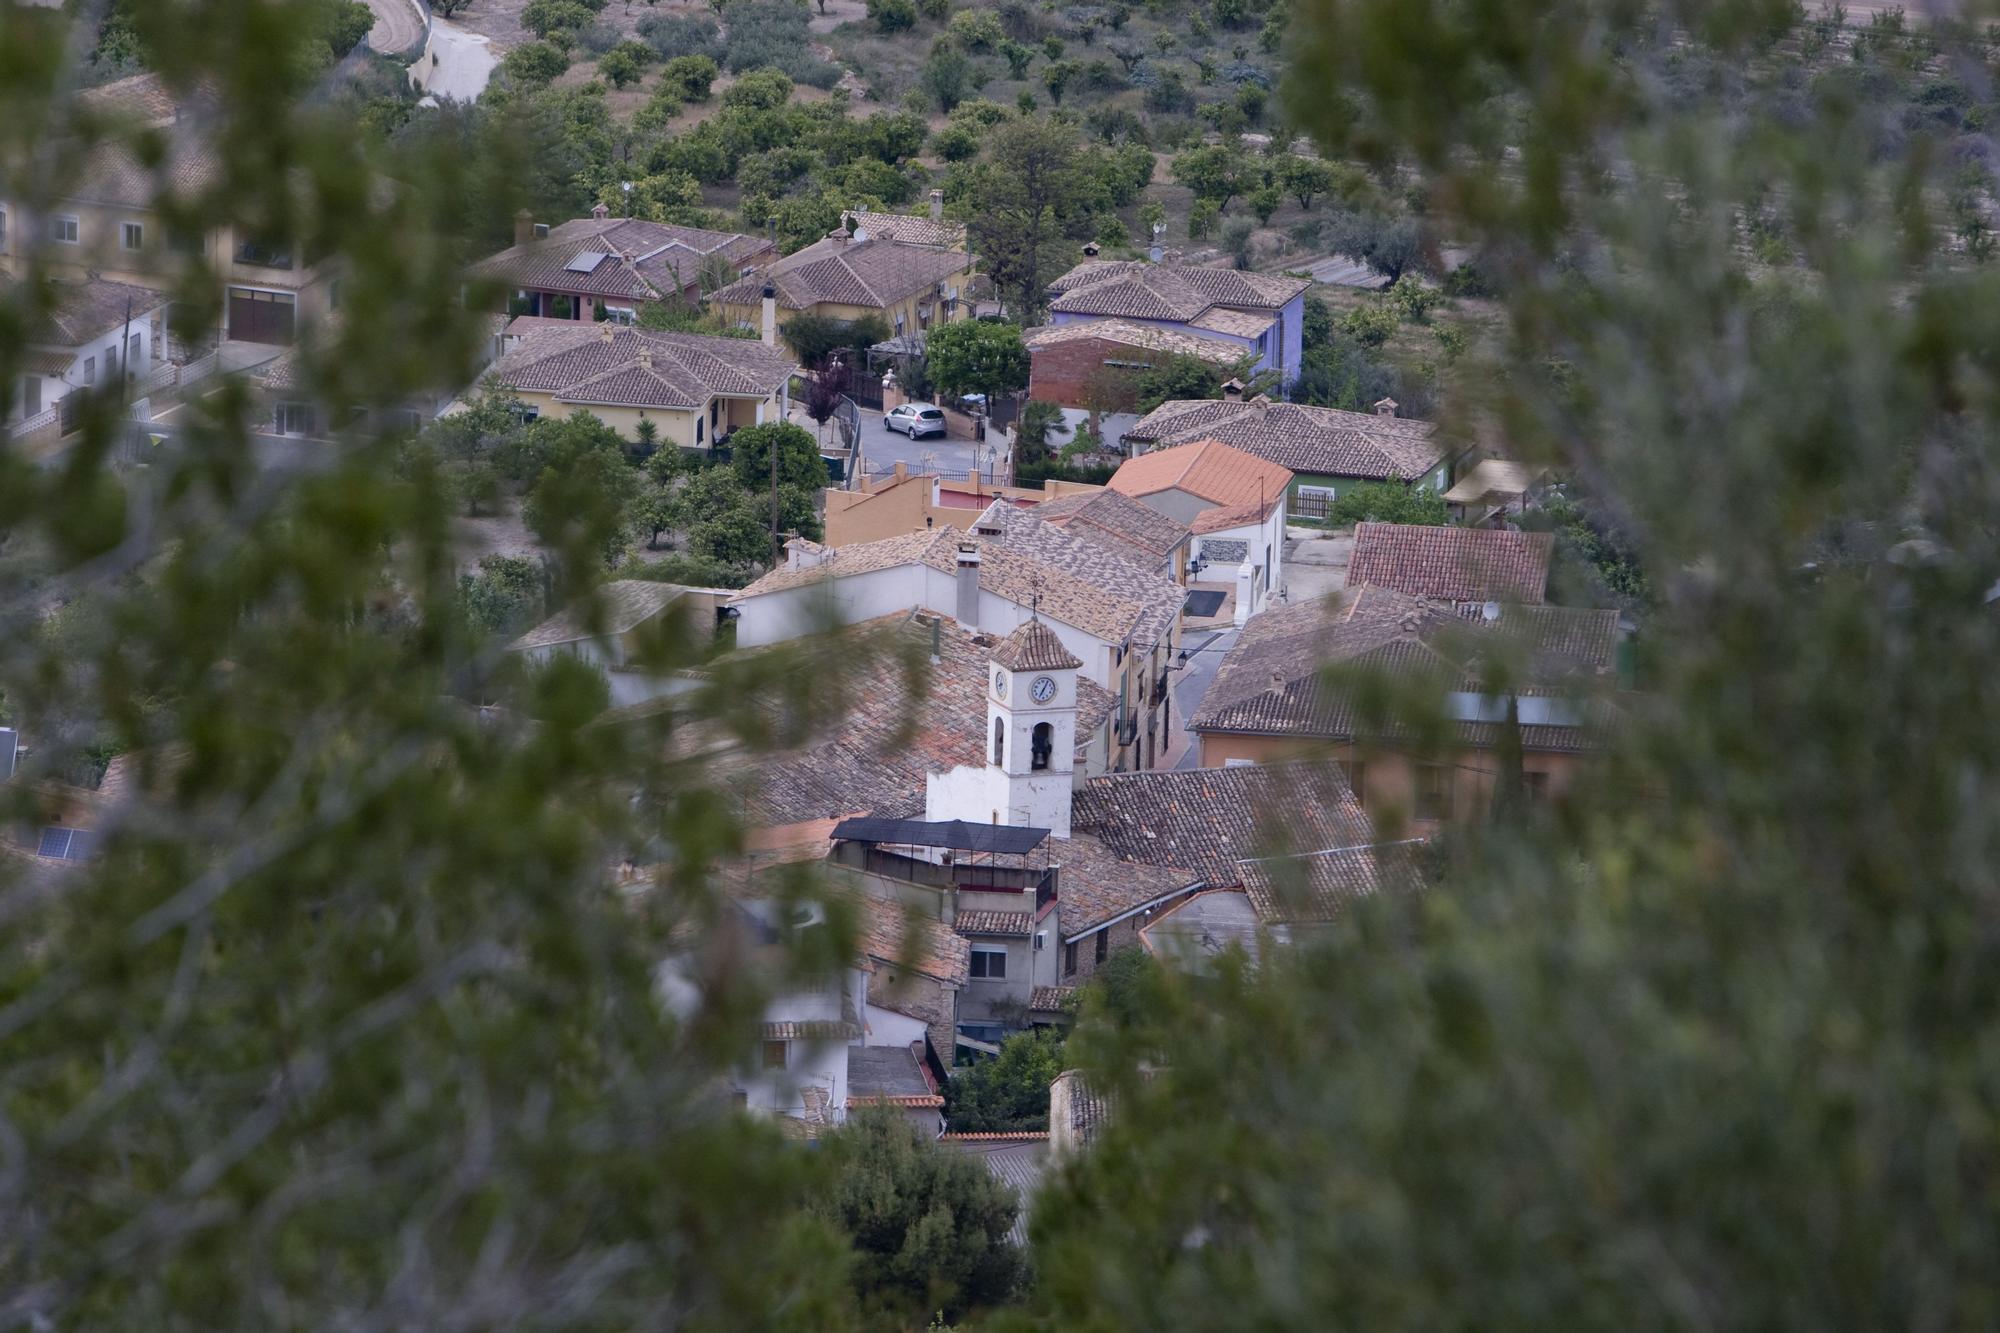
831;817;1051;855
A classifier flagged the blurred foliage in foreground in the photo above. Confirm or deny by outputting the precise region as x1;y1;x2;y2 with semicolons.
8;0;2000;1327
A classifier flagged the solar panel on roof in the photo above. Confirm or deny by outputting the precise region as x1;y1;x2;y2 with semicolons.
565;251;607;273
37;827;72;858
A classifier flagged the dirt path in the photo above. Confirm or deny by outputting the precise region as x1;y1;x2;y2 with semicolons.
363;0;425;55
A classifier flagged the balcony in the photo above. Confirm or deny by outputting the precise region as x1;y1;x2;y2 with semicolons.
233;240;294;270
828;839;1057;901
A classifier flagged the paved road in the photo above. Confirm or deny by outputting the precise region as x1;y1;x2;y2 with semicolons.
848;408;1008;487
1169;626;1239;770
363;0;424;55
412;17;498;104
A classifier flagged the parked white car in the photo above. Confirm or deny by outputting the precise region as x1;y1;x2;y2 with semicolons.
885;403;946;438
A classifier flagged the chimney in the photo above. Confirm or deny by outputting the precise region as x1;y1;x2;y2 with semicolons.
0;727;16;779
598;322;616;342
954;543;982;626
636;346;652;368
1149;221;1165;264
514;209;533;247
591;202;610;221
929;188;944;223
760;283;777;348
1374;397;1399;417
1221;378;1245;399
1081;241;1101;258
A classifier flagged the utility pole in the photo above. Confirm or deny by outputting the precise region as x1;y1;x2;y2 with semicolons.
770;423;781;567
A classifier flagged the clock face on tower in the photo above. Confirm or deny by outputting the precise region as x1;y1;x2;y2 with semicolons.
993;669;1008;699
1030;675;1058;703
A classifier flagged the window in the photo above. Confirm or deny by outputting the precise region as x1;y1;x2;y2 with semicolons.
1094;931;1109;964
83;357;96;385
1523;770;1550;802
1030;721;1053;771
991;715;1005;766
695;417;703;444
709;399;719;427
20;375;41;417
128;333;143;371
761;1040;787;1070
1223;757;1256;768
970;945;1008;980
37;827;94;860
0;207;8;252
275;402;316;436
1064;941;1078;976
121;221;143;251
234;238;293;269
1264;546;1273;590
50;215;79;244
1340;759;1367;805
1416;763;1455;822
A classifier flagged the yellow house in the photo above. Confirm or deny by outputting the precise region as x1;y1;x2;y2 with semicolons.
0;74;337;347
822;463;1060;547
481;321;798;450
710;216;977;344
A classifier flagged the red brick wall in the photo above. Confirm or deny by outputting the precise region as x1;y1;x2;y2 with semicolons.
1028;338;1154;411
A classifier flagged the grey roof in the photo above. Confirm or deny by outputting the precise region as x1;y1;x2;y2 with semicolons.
711;230;971;313
708;613;1115;826
1347;522;1554;604
850;208;967;249
33;278;172;349
489;325;796;410
953;910;1033;937
469;217;771;301
847;1045;942;1105
989;619;1083;672
1237;840;1428;925
1047;260;1308;320
1028;985;1077;1012
1189;586;1622;748
1126;399;1451;483
1023;318;1249;367
508;580;681;651
1032;487;1192;570
1052;833;1205;938
969;504;1185;651
1071;760;1375;888
943;1137;1049;1245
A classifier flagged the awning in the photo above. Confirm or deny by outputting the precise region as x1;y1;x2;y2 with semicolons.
831;817;1051;855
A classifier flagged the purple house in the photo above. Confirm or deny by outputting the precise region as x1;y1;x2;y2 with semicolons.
1045;260;1310;386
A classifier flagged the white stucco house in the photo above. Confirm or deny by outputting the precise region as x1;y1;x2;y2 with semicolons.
6;276;167;429
1187;493;1289;623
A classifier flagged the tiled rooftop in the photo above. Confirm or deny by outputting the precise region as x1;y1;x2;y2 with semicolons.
32;277;172;349
711;612;1116;826
1237;840;1428;925
712;228;970;313
1031;487;1192;568
489;324;796;410
1022;318;1248;366
968;505;1185;650
1347;522;1554;604
1050;833;1205;937
1070;760;1375;888
1047;259;1308;319
1108;438;1295;512
1127;399;1451;483
469;216;769;301
989;619;1083;673
508;580;683;651
1189;585;1622;748
847;1045;942;1107
953;909;1034;937
850;208;968;249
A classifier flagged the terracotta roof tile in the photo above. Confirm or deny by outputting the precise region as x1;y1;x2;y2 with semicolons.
712;233;969;313
708;613;1115;826
1047;260;1307;319
1190;585;1622;748
488;325;795;410
1348;523;1554;604
1188;498;1280;534
1022;318;1247;366
1238;840;1428;925
1127;400;1450;483
1051;832;1205;936
989;619;1082;672
850;208;967;249
953;909;1034;937
1031;487;1191;567
1028;985;1078;1011
32;277;172;348
469;217;769;301
1108;438;1295;511
1070;761;1374;888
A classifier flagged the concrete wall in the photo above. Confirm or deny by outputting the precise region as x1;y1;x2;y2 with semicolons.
824;470;1046;547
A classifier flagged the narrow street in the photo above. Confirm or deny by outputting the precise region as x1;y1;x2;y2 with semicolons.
1166;626;1239;770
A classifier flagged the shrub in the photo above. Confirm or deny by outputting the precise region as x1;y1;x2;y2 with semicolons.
1222;213;1257;267
916;0;950;17
521;0;593;40
636;11;721;61
721;66;794;110
621;552;760;589
1323;481;1450;528
945;1029;1066;1131
931;119;983;161
575;20;622;55
501;40;570;87
596;40;654;88
661;52;718;100
867;0;916;31
948;7;1005;51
